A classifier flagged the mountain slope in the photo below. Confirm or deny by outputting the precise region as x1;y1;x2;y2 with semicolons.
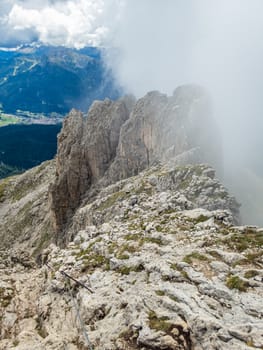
0;161;262;349
0;87;262;349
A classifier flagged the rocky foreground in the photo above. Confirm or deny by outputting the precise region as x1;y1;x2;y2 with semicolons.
0;162;262;350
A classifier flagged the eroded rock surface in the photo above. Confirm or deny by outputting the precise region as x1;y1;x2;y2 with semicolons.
1;163;262;350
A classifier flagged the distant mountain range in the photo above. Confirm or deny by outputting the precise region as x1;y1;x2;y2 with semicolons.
0;123;61;179
0;44;121;117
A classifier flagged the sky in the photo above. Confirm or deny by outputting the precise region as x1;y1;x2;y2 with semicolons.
1;0;263;224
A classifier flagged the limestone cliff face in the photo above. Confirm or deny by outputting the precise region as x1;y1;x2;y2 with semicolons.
50;85;222;239
49;97;134;239
49;110;90;237
107;86;221;183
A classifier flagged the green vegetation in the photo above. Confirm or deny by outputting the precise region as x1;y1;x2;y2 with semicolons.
155;290;165;296
116;264;144;275
117;253;130;260
97;191;126;211
245;251;263;265
226;275;249;292
148;310;172;332
170;263;189;280
0;113;20;127
124;232;164;247
207;250;222;259
0;286;14;307
183;252;210;264
134;180;153;196
244;270;260;279
222;229;263;252
168;295;178;302
76;239;103;258
194;215;210;223
124;233;142;241
81;253;110;273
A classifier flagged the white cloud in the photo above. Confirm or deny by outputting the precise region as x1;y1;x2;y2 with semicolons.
1;0;121;47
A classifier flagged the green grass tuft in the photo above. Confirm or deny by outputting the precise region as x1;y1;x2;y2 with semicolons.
226;275;249;292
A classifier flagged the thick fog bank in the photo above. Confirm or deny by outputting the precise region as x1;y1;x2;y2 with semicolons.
104;0;263;226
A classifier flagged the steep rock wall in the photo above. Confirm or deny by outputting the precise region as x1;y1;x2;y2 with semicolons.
50;86;222;240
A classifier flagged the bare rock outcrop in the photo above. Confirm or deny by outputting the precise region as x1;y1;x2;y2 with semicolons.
50;85;222;240
50;97;134;240
108;85;221;183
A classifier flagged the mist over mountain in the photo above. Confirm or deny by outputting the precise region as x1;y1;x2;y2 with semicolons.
0;44;120;116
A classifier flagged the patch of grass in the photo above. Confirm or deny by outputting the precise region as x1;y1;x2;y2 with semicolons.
222;229;263;252
245;251;263;265
141;236;164;246
76;238;102;258
11;179;37;202
81;253;110;273
226;275;249;292
0;286;14;307
124;233;142;241
134;181;153;196
183;252;210;264
116;264;144;275
155;290;165;296
97;191;126;211
108;242;118;254
117;243;137;256
170;264;189;280
195;215;210;223
168;295;178;302
170;263;189;280
117;253;130;260
148;310;172;332
155;225;164;232
207;250;222;260
244;270;260;279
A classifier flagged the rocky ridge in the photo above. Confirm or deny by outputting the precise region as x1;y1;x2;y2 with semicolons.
0;162;262;349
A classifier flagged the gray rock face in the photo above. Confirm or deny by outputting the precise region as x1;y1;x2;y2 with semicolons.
49;97;134;239
50;86;222;239
108;86;221;183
